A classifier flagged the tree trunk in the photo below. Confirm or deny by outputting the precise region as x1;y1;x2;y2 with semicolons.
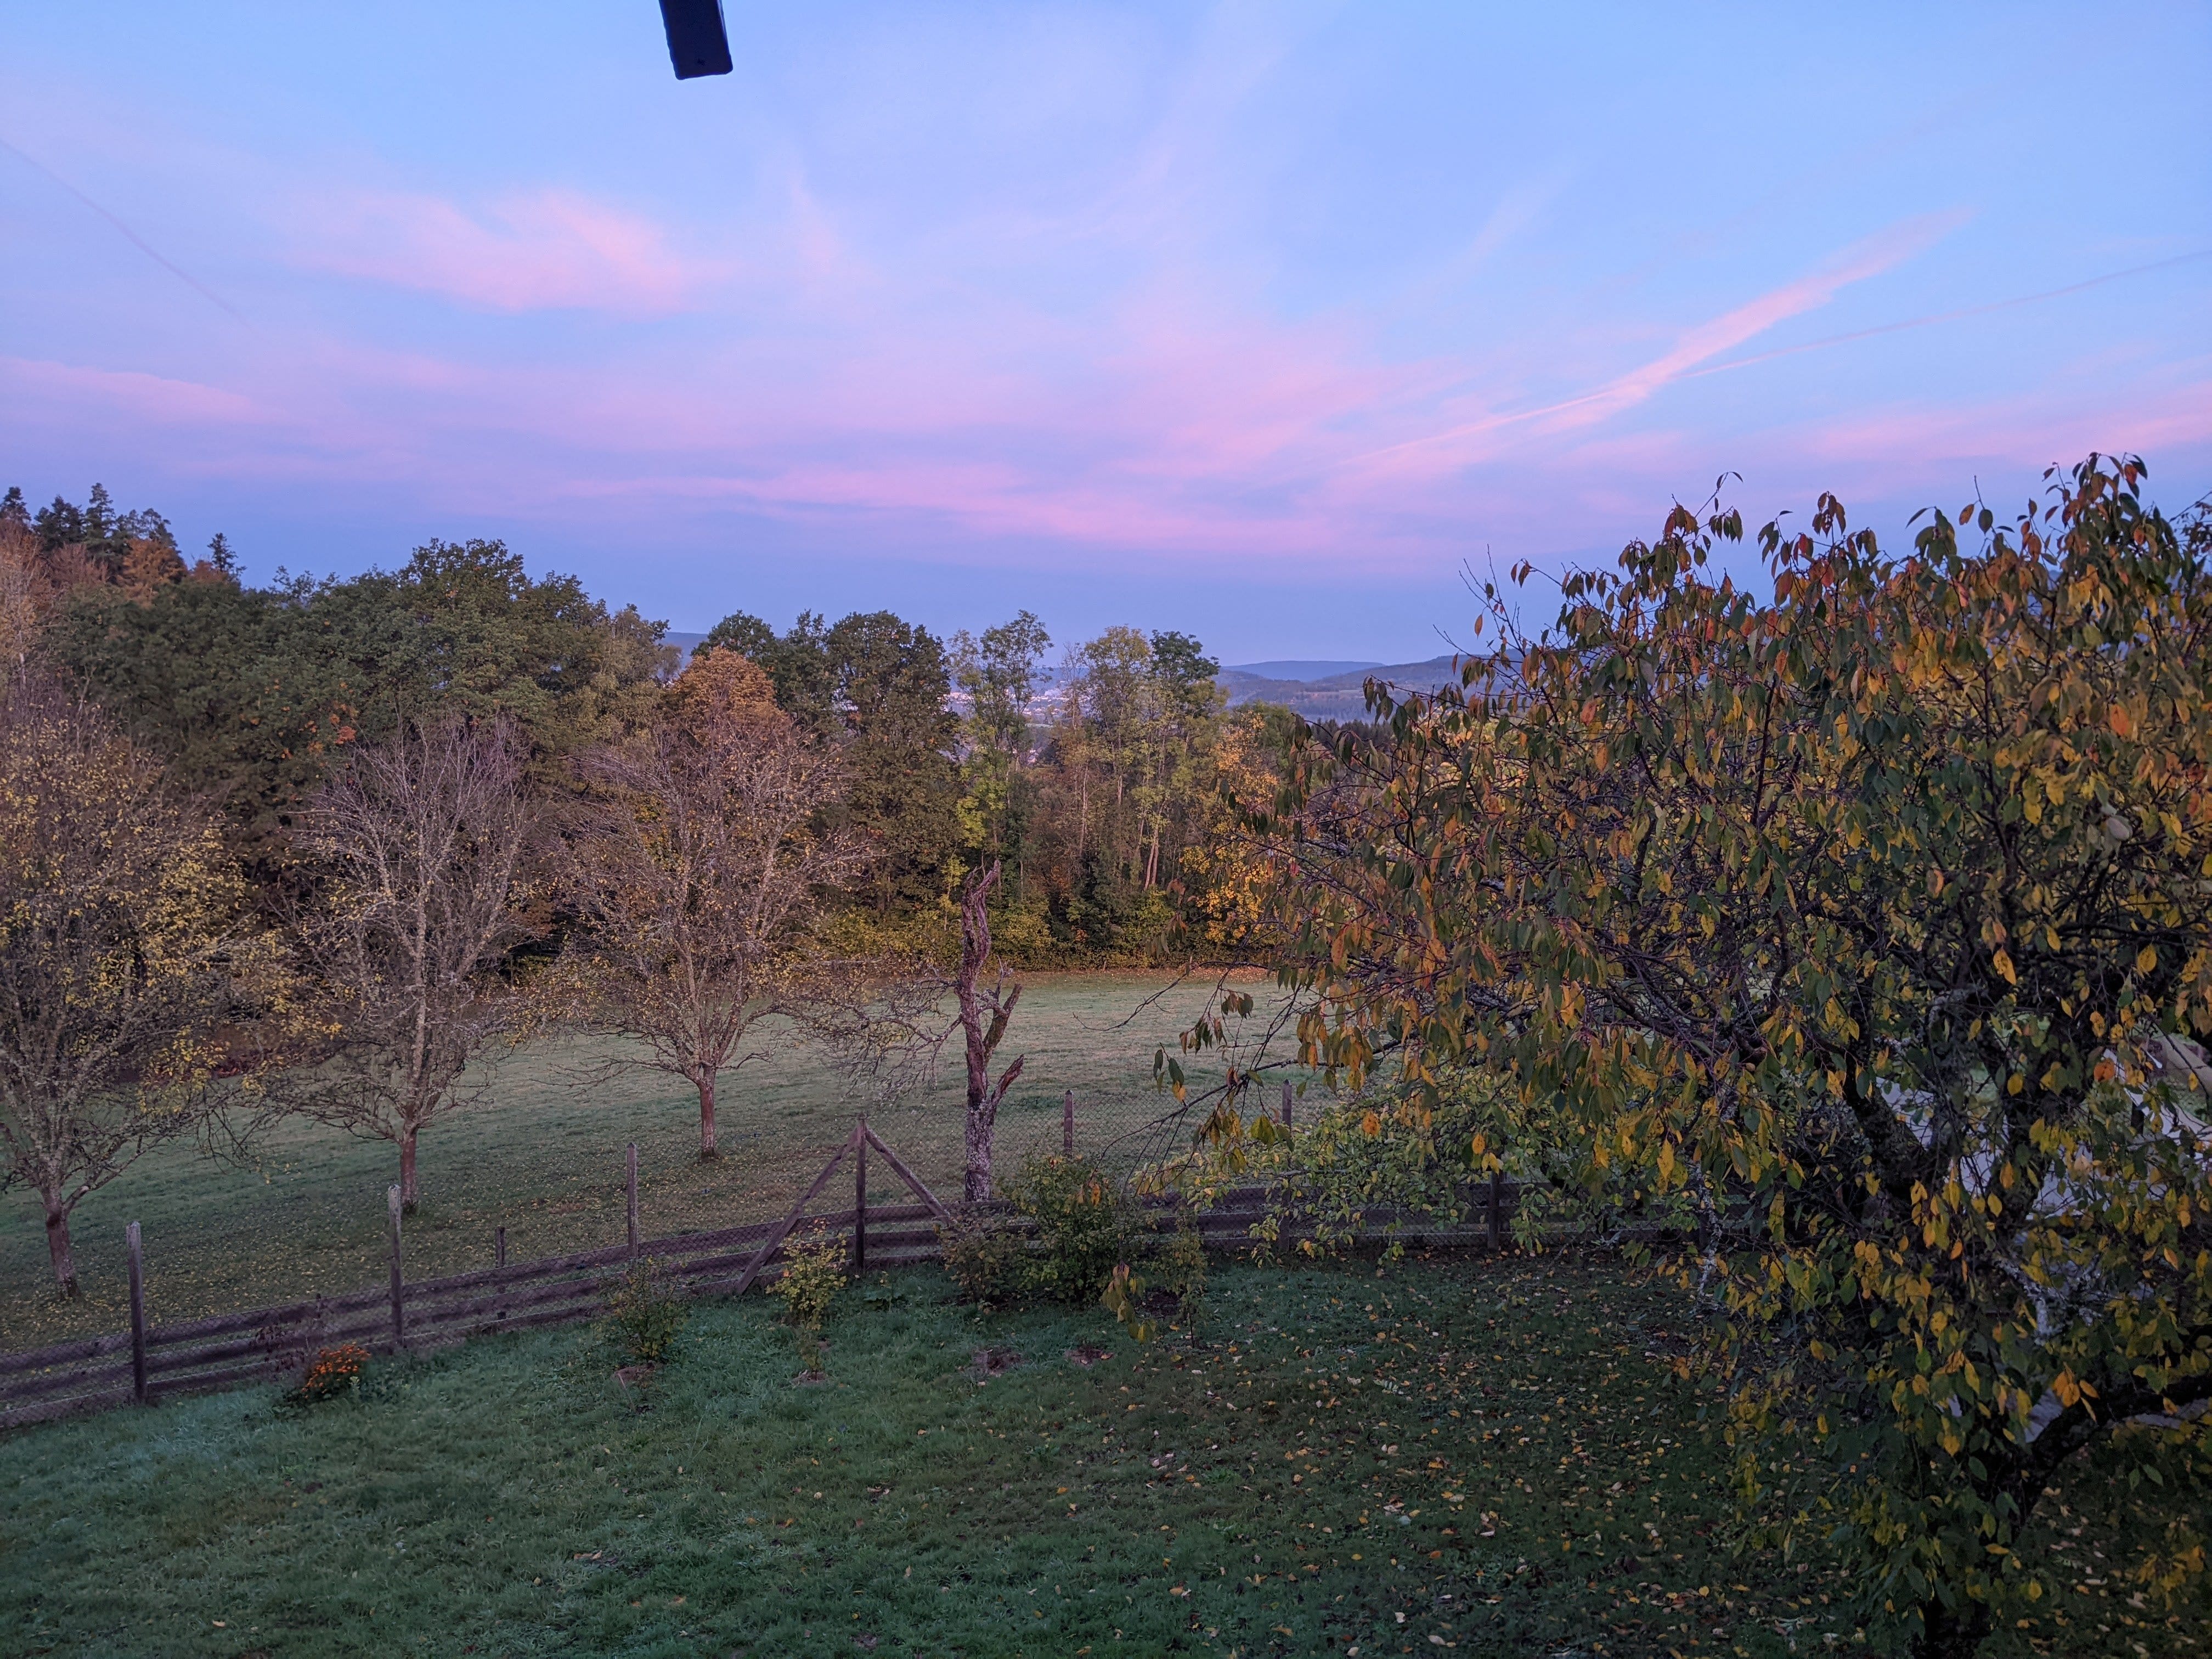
398;1124;420;1212
1911;1597;1991;1659
44;1196;77;1297
697;1071;719;1160
964;1080;997;1204
952;862;1022;1203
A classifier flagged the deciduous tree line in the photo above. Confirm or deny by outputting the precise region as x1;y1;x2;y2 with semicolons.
0;491;1270;1297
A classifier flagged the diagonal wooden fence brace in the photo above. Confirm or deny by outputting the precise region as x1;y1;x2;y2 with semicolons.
862;1122;957;1226
727;1125;862;1297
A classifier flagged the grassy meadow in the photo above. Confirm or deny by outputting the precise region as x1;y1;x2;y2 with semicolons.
2;1254;2191;1658
2;973;1294;1351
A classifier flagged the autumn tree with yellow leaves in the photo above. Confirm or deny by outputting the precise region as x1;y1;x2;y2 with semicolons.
1227;458;2212;1655
0;675;278;1293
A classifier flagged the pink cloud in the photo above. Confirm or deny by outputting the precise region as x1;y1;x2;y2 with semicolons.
1796;377;2212;475
1340;210;1972;484
294;187;726;315
1;356;265;425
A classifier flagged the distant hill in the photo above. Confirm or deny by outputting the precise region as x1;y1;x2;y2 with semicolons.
665;634;1459;720
1220;654;1463;721
1223;658;1384;681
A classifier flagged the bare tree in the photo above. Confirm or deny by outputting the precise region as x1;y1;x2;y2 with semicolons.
809;861;1025;1203
0;676;274;1292
556;651;867;1158
294;716;531;1209
949;863;1025;1201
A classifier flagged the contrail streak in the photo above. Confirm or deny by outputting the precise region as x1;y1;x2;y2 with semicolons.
0;133;246;323
1677;249;2212;383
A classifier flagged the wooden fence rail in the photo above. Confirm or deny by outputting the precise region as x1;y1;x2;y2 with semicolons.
0;1123;1520;1433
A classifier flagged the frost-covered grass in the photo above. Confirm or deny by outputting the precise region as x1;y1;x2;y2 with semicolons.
3;973;1286;1349
2;1255;2191;1657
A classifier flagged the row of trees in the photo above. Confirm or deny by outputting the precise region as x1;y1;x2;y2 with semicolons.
1;493;1259;1292
1186;458;2211;1656
9;460;2204;1652
8;483;1267;960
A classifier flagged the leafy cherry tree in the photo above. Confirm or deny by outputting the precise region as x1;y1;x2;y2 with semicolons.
1235;458;2211;1655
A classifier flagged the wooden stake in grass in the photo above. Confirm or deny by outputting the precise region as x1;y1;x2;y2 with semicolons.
627;1142;640;1259
126;1221;146;1407
853;1121;867;1274
388;1184;406;1351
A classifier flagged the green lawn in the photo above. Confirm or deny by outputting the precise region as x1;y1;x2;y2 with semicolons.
1;1254;2191;1658
4;973;1299;1350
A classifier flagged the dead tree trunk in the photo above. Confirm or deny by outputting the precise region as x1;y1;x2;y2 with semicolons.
955;862;1024;1204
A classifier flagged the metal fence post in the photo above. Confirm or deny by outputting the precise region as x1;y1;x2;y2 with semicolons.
127;1221;148;1406
1488;1171;1504;1252
626;1142;640;1259
388;1185;406;1351
1063;1090;1075;1156
1280;1080;1293;1132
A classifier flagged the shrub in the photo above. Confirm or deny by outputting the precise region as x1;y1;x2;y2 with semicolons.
1151;1220;1207;1329
603;1256;688;1367
774;1222;847;1331
999;1153;1137;1304
289;1342;369;1405
936;1215;1028;1306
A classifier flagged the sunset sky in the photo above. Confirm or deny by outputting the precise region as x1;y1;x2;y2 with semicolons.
4;2;2207;661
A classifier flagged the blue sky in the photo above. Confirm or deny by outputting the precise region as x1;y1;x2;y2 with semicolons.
3;2;2207;662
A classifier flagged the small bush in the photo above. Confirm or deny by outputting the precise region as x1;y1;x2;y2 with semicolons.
774;1223;847;1331
288;1342;369;1405
1000;1154;1138;1304
603;1256;689;1367
1152;1220;1207;1329
937;1215;1028;1306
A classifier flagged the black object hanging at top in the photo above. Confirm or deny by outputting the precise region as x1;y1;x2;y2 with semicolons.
660;0;733;80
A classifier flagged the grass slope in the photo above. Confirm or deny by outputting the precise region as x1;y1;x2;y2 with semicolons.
4;974;1293;1350
1;1255;2190;1658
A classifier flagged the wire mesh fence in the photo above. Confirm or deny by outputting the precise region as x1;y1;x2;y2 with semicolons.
0;974;1305;1355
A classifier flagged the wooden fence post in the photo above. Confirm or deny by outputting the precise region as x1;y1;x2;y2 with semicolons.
494;1226;506;1269
1063;1090;1075;1156
388;1185;406;1351
1280;1080;1293;1132
127;1221;147;1406
626;1142;640;1259
854;1121;868;1274
1487;1171;1504;1252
